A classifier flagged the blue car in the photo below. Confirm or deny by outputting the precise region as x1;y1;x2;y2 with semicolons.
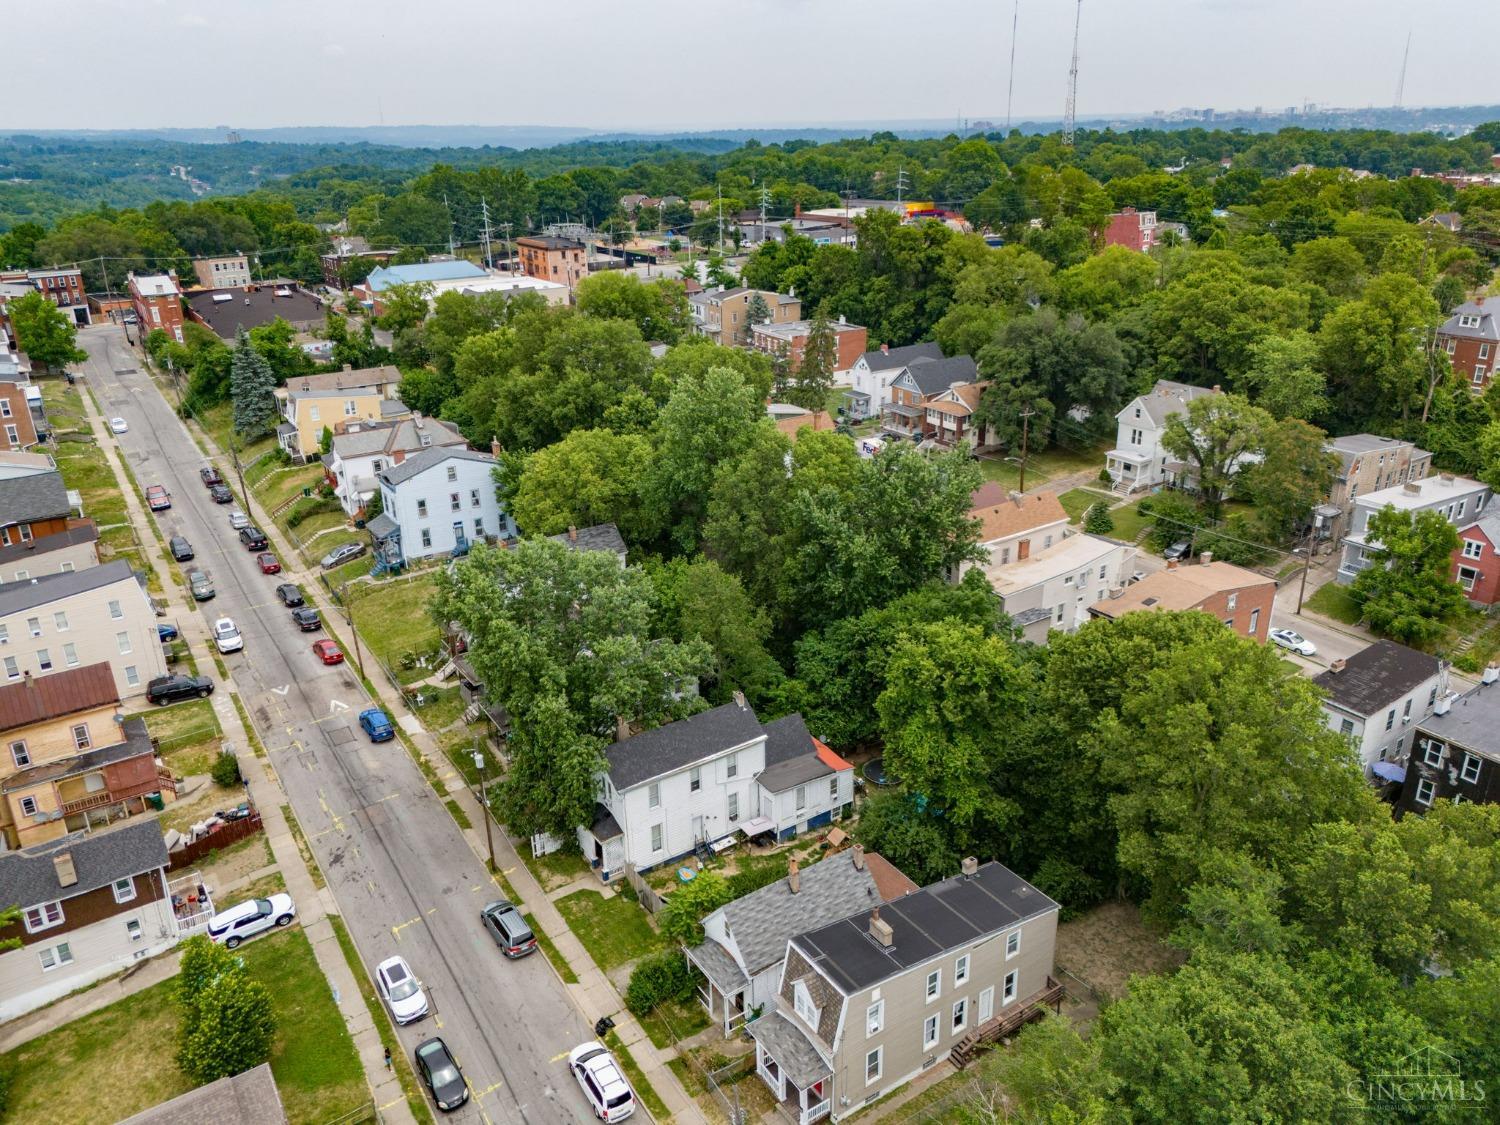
359;707;395;742
157;623;179;643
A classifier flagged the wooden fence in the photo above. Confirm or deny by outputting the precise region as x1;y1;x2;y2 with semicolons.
167;812;264;871
622;863;669;915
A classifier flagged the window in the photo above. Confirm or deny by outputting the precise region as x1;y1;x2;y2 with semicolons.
416;500;428;517
4;657;17;680
36;648;51;671
1483;344;1492;360
6;735;33;766
794;980;818;1026
5;425;19;446
420;529;432;549
795;785;806;811
952;997;968;1032
1386;709;1396;732
38;942;73;972
72;724;91;750
53;611;68;632
1249;608;1260;635
446;465;458;482
727;791;739;821
999;547;1010;564
112;877;136;904
19;795;39;817
1459;315;1480;328
650;823;664;852
27;616;40;637
830;777;839;801
473;518;484;538
1002;970;1018;1005
0;623;7;644
108;600;123;620
470;488;481;508
125;666;139;687
62;643;78;667
344;399;357;417
1424;740;1444;767
126;919;142;942
1007;930;1021;959
371;459;383;473
1099;564;1108;580
926;969;941;1002
955;954;970;985
865;1047;882;1085
923;1013;940;1050
1461;753;1482;784
1227;592;1238;611
866;999;884;1036
1415;778;1436;806
1458;566;1478;592
450;493;461;512
18;525;31;543
116;631;131;655
1129;428;1143;445
1464;539;1485;559
648;782;660;808
1403;699;1412;721
689;768;701;793
308;403;320;422
0;398;9;416
726;753;737;779
24;901;63;932
1429;686;1439;707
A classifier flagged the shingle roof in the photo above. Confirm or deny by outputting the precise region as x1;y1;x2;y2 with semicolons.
860;342;943;371
0;559;136;618
1313;639;1441;717
0;662;117;732
685;936;748;993
1439;299;1499;343
366;513;398;540
747;1012;830;1087
1460;514;1500;547
549;523;627;558
902;354;977;397
1132;380;1217;428
0;470;69;526
791;861;1059;994
0;816;168;910
973;493;1069;542
118;1062;287;1125
762;713;816;766
0;520;97;567
332;416;465;459
282;367;401;397
604;699;764;791
1089;560;1274;618
3;717;154;793
377;446;494;487
517;236;585;251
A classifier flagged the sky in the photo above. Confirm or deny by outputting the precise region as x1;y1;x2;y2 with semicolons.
5;0;1499;132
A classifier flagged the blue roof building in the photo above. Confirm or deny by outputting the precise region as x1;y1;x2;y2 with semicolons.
364;260;489;292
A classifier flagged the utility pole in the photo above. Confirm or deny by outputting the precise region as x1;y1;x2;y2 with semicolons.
759;185;771;231
716;184;725;257
1006;0;1020;132
337;581;366;675
1295;525;1317;614
497;222;513;271
229;436;248;507
1063;0;1081;146
1394;30;1412;108
895;168;909;207
442;194;456;258
1017;407;1036;493
473;748;495;869
479;198;494;269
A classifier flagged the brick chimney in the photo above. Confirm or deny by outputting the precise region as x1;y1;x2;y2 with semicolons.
53;852;78;887
732;689;748;710
851;843;865;870
490;438;502;458
614;715;631;743
880;343;889;355
870;907;893;947
567;525;578;542
1329;658;1347;674
788;857;800;894
1198;551;1213;565
961;856;978;878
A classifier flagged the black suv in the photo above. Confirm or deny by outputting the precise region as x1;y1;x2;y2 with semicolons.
291;606;321;631
209;483;233;504
276;583;305;607
169;535;194;562
200;466;223;487
239;526;268;551
147;674;214;705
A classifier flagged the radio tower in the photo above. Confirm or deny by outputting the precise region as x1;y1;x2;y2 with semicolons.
1005;0;1020;132
1394;31;1411;108
1062;0;1081;146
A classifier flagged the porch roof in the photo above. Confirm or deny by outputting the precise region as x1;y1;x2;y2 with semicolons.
1;718;154;794
1106;448;1151;464
883;402;923;418
686;939;748;994
750;1011;831;1088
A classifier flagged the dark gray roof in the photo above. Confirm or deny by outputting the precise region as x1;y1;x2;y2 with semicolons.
2;718;154;794
1133;380;1216;428
1011;606;1055;627
366;512;398;540
1313;640;1442;717
715;850;882;975
377;445;494;487
758;754;834;793
331;416;465;459
0;520;96;566
0;815;168;910
1415;683;1500;761
860;341;943;372
1440;300;1499;343
549;522;627;558
902;354;977;397
791;861;1059;994
118;1063;287;1125
605;700;764;791
0;469;68;526
589;802;623;842
748;1012;831;1086
0;558;135;617
685;937;748;993
762;713;814;767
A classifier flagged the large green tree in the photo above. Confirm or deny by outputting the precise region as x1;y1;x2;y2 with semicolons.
1349;507;1465;646
228;327;278;438
507;428;654;541
1161;393;1272;519
1240;418;1338;541
6;292;86;370
175;936;276;1084
576;272;690;344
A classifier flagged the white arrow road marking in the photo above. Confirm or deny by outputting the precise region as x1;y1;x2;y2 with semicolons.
330;699;350;714
272;684;290;696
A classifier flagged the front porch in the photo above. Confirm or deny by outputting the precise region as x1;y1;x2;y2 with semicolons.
750;1011;832;1125
1104;449;1153;494
880;401;926;440
685;942;750;1036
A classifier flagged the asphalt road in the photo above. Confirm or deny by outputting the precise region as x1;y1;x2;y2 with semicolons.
79;325;595;1124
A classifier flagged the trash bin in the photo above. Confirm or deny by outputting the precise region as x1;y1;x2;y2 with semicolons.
302;486;313;498
145;792;165;811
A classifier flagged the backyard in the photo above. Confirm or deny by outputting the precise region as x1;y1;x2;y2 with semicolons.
345;572;442;683
553;889;666;974
975;441;1107;492
127;697;223;779
1305;582;1363;626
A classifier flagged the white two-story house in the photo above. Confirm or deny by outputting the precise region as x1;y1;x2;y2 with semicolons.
1337;473;1491;584
325;415;467;518
843;342;944;422
1105;380;1218;494
367;447;515;564
1312;639;1447;779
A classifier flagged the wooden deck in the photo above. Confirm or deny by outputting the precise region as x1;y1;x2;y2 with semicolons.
950;976;1066;1068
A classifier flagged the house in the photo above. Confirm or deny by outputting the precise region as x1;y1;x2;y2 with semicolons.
119;1063;287;1125
1313;640;1447;777
689;287;802;344
273;367;406;460
1103;207;1159;252
0;662;177;849
844;342;944;422
440;273;569;308
0;522;99;583
0;449;56;480
190;255;253;289
750;318;869;376
1436;299;1499;391
749;859;1061;1124
880;356;978;441
22;268;90;326
184;283;324;341
1105;380;1218;493
1421;211;1463;233
686;845;918;1037
963;491;1069;576
1088;555;1276;643
1322;434;1432;542
1337;473;1491;584
1396;679;1500;816
0;470;79;548
0;819;189;1018
985;533;1138;644
325;415;467;517
0;379;39;450
922;382;993;450
577;700;854;881
369;447;513;563
516;236;589;292
127;273;184;344
0;561;167;698
320;238;399;287
738;219;857;248
549;522;628;565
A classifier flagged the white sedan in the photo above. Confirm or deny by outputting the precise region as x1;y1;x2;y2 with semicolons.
213;617;244;654
375;955;430;1025
109;417;128;434
1269;628;1317;657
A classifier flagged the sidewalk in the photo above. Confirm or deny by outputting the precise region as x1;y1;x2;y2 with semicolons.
77;373;414;1124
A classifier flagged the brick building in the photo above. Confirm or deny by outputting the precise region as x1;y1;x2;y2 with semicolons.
126;273;184;344
516;236;588;292
190;255;252;290
1102;207;1158;253
749;318;868;375
1453;514;1500;605
1088;555;1277;643
0;381;38;451
1322;434;1432;542
1436;299;1498;391
24;269;90;326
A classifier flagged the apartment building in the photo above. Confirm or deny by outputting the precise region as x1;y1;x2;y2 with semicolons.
1312;640;1447;777
689;287;802;344
516;236;589;292
0;380;38;450
1435;298;1498;391
1322;434;1432;542
749;318;869;375
24;268;90;326
1103;207;1158;252
190;255;253;290
127;273;184;343
1338;473;1491;584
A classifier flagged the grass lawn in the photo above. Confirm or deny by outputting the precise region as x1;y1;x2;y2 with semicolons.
1306;582;1364;626
0;928;364;1125
522;846;593;894
288;506;349;546
554;889;666;973
196;401;276;465
1107;498;1154;543
128;697;222;778
603;1030;670;1122
638;996;712;1050
348;573;441;682
1057;487;1115;525
324;552;375;586
525;912;580;985
253;463;326;515
52;438;128;528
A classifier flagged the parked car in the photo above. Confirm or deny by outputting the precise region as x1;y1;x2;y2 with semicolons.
109;417;128;434
209;483;233;504
320;542;365;570
199;466;223;487
277;584;306;608
146;484;171;511
207;893;296;950
122;312;138;325
257;552;281;574
188;570;215;601
359;707;395;742
569;1042;636;1122
157;623;179;643
147;673;213;705
1163;540;1191;561
375;955;429;1025
312;639;343;665
414;1037;468;1113
239;526;268;551
480;900;536;959
1269;628;1317;657
214;617;244;654
169;535;194;562
291;606;321;631
228;509;249;530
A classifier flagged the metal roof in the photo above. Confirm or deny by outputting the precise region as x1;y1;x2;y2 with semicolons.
0;661;118;732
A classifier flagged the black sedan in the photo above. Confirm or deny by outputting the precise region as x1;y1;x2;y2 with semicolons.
276;583;304;607
414;1037;468;1112
290;606;321;631
209;483;233;504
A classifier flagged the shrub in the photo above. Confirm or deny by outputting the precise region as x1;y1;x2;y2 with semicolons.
1083;501;1114;535
1097;467;1112;485
286;495;341;528
0;1064;9;1117
1029;856;1104;921
658;870;733;944
176;936;276;1083
625;949;694;1017
727;854;792;899
210;750;241;787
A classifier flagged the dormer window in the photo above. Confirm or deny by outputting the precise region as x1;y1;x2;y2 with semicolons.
1458;315;1480;328
793;980;820;1028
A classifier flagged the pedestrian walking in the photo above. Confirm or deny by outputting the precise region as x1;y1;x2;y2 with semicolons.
384;1047;392;1070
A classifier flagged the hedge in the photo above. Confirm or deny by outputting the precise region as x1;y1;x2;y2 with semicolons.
625;950;694;1017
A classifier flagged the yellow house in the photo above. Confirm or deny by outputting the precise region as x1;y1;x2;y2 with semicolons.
0;663;175;848
273;365;407;461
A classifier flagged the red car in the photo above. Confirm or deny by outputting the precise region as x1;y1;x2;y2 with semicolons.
257;552;281;575
312;639;344;665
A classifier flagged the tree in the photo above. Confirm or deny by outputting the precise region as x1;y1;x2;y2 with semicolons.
576;272;690;345
1161;393;1272;519
1241;332;1329;422
376;281;434;337
1350;507;1465;646
176;935;276;1084
1083;501;1114;535
853;794;962;888
1317;273;1440;427
1240;418;1337;541
508;429;654;541
228;328;277;439
785;309;836;411
651;558;782;706
1288;236;1367;299
1055;244;1157;315
0;904;20;951
5;292;86;370
1151;258;1308;386
742;292;770;344
658;870;733;944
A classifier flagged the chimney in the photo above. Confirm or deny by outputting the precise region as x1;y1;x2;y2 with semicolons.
961;856;979;878
1403;482;1422;495
614;715;631;743
490;438;502;459
343;363;352;371
1166;559;1180;570
732;689;748;710
869;907;894;948
1440;472;1455;484
567;525;578;542
1211;384;1221;394
880;343;889;355
1198;550;1213;565
1330;658;1347;674
851;843;865;870
788;857;801;894
53;852;78;888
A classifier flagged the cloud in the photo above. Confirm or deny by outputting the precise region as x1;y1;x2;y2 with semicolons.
322;43;347;57
178;11;210;26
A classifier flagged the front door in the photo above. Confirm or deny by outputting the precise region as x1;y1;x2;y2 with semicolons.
1017;538;1030;561
692;814;704;842
978;985;994;1024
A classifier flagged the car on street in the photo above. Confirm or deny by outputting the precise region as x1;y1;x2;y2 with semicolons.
228;509;249;530
277;583;305;607
359;707;395;742
257;552;281;574
320;542;365;570
199;466;223;487
109;417;128;434
146;484;171;511
207;893;296;950
312;639;343;665
1269;628;1317;657
157;623;179;643
209;483;233;503
122;312;138;325
239;526;268;551
291;606;321;631
188;570;215;601
414;1037;468;1113
375;955;429;1024
480;900;537;959
1163;540;1191;561
146;673;214;705
569;1041;636;1122
169;535;194;562
213;617;244;654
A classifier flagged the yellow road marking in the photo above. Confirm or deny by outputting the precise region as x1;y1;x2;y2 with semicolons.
316;789;346;834
377;1098;404;1111
471;885;482;893
426;907;437;915
549;1050;570;1063
474;1081;504;1099
391;916;421;941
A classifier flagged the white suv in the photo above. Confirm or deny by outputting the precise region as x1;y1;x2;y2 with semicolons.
214;617;243;654
569;1042;635;1121
207;893;296;949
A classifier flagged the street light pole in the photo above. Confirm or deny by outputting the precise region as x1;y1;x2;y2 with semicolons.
473;748;495;870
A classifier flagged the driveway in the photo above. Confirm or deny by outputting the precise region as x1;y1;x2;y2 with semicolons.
1270;563;1371;675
